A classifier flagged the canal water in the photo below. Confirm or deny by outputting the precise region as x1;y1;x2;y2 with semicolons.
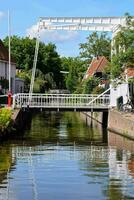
0;112;134;200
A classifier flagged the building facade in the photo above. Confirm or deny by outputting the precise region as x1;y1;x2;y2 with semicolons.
0;40;16;94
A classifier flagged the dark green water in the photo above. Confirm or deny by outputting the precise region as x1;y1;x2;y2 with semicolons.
0;112;134;200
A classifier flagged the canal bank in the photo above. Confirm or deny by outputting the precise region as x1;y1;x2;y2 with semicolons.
12;108;31;132
0;108;31;139
108;109;134;140
81;109;134;140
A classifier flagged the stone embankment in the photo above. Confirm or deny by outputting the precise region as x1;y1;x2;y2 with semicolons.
81;112;108;128
108;109;134;140
81;109;134;140
12;108;31;132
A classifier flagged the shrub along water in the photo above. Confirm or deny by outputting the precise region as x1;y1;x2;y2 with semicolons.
0;108;12;133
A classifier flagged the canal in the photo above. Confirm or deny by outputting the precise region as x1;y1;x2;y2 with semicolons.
0;112;134;200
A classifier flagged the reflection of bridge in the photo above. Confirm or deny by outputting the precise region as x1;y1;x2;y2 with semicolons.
12;93;110;111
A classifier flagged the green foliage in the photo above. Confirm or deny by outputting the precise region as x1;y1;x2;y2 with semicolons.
111;14;134;78
128;77;134;83
33;69;46;93
3;36;62;89
0;108;12;132
17;69;56;92
66;65;78;93
92;86;105;94
79;32;111;62
60;57;85;92
82;77;100;94
111;55;123;78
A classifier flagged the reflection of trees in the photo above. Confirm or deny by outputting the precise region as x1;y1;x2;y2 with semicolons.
105;182;124;200
21;112;105;146
105;178;133;200
63;112;103;144
23;112;62;144
0;146;12;183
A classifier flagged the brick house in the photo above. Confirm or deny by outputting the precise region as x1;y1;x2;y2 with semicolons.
125;67;134;80
83;56;109;88
0;39;16;94
83;56;109;80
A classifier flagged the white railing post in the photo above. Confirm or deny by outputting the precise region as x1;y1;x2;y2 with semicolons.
87;88;110;106
14;93;110;109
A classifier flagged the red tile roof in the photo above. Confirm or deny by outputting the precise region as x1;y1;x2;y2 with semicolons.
126;67;134;78
84;56;108;79
0;39;15;63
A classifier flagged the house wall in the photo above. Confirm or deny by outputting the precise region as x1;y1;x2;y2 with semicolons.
10;63;16;94
0;60;16;94
110;83;129;107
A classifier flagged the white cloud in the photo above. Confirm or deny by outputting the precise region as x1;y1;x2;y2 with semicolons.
0;11;5;19
26;24;78;43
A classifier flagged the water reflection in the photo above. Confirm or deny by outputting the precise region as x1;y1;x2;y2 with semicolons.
0;112;133;200
108;131;134;200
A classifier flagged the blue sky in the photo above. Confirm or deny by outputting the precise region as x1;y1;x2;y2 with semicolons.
0;0;134;57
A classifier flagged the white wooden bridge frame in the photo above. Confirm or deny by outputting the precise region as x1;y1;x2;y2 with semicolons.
18;16;125;111
12;93;110;111
38;16;126;34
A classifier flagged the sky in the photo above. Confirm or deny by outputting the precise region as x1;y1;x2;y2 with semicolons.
0;0;134;57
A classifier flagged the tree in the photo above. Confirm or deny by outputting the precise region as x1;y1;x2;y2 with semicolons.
79;32;111;62
3;36;63;89
60;57;85;92
82;77;100;94
3;36;35;69
66;65;78;92
111;14;134;78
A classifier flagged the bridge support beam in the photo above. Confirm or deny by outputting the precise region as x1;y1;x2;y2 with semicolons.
102;111;108;128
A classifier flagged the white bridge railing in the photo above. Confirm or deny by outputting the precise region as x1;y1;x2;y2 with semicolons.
12;93;110;110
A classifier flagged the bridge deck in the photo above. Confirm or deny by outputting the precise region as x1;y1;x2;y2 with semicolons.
23;107;109;112
13;93;110;111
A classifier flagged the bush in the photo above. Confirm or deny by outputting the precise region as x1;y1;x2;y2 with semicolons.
82;77;100;94
92;86;105;94
0;108;12;132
